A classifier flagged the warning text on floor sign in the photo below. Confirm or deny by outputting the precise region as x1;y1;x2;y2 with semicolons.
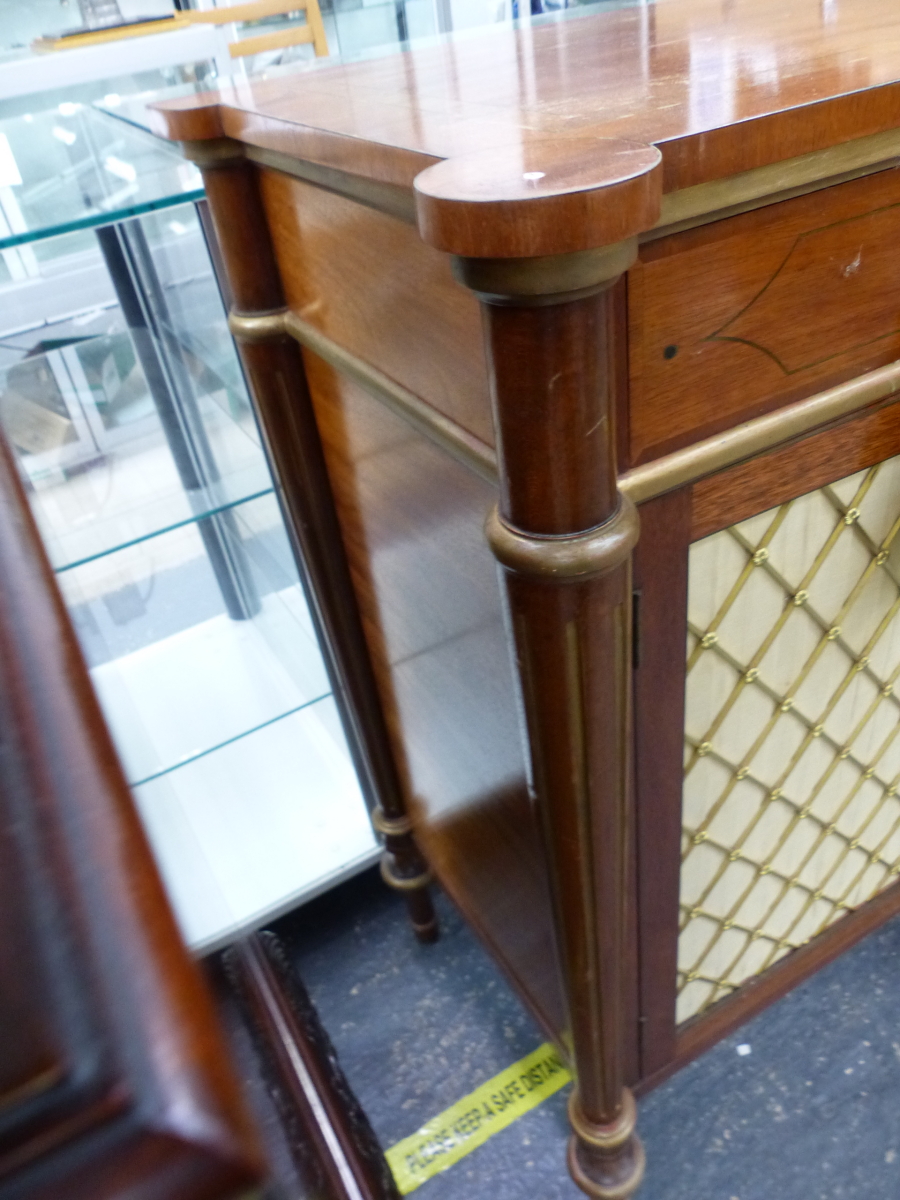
385;1042;572;1194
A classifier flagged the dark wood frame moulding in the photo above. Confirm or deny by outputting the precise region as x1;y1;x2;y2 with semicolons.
0;430;264;1198
631;488;692;1082
220;933;401;1200
636;876;900;1097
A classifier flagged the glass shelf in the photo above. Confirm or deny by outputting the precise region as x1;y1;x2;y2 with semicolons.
134;694;378;952
2;200;272;571
0;105;202;251
0;97;378;950
60;489;333;784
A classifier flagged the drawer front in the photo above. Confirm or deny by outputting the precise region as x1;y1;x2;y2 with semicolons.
628;166;900;467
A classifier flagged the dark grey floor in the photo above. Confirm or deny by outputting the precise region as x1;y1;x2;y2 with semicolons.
274;869;900;1200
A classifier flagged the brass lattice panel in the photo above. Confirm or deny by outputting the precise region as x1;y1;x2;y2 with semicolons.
678;455;900;1024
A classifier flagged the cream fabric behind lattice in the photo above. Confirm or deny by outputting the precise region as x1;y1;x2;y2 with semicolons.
678;454;900;1024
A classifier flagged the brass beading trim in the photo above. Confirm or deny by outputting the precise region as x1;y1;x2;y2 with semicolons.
568;1089;637;1151
453;240;636;302
371;806;413;838
228;308;289;342
180;137;245;168
246;145;418;226
380;855;432;892
226;306;496;483
649;126;900;241
225;315;900;506
486;497;639;581
281;310;498;486
620;357;900;505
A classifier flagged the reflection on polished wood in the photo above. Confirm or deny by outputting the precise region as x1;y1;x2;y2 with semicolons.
256;170;493;445
153;4;900;1192
152;0;900;193
301;355;566;1029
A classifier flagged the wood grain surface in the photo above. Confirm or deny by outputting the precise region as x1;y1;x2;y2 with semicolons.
414;138;661;258
691;400;900;540
150;0;900;1119
258;168;493;445
473;254;645;1196
629;166;900;464
300;351;568;1042
152;0;900;203
632;488;693;1079
201;155;437;934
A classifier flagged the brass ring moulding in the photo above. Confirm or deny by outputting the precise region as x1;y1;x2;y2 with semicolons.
379;856;433;892
485;496;640;581
567;1088;638;1150
567;1090;646;1200
371;806;414;838
228;308;290;342
452;240;637;306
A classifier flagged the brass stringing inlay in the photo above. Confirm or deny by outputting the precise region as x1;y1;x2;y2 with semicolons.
678;456;900;1023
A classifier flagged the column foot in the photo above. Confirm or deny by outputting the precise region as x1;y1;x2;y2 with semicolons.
567;1090;645;1200
375;807;439;944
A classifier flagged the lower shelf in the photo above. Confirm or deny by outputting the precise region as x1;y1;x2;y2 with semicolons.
132;693;379;952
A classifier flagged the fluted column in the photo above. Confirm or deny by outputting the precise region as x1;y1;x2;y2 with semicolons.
414;138;662;1196
182;138;437;942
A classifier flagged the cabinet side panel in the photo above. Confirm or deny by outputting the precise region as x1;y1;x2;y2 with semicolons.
257;168;494;447
301;349;567;1041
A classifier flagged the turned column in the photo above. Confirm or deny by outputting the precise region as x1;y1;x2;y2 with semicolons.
180;138;437;942
415;140;662;1196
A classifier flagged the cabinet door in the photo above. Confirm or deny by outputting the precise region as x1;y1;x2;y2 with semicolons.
635;407;900;1084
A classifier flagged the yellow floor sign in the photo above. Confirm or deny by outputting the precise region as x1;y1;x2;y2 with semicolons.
385;1042;572;1194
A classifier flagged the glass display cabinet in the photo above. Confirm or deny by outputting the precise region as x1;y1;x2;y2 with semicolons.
0;102;380;951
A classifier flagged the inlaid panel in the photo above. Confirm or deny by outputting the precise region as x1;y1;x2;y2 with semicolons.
629;166;900;466
678;454;900;1023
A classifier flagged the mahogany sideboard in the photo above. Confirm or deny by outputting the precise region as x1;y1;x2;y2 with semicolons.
152;2;900;1192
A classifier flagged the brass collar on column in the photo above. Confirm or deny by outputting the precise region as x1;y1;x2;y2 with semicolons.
485;496;639;581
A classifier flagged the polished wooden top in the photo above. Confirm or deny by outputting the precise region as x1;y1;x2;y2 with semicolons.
153;0;900;254
152;0;900;184
415;137;662;256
